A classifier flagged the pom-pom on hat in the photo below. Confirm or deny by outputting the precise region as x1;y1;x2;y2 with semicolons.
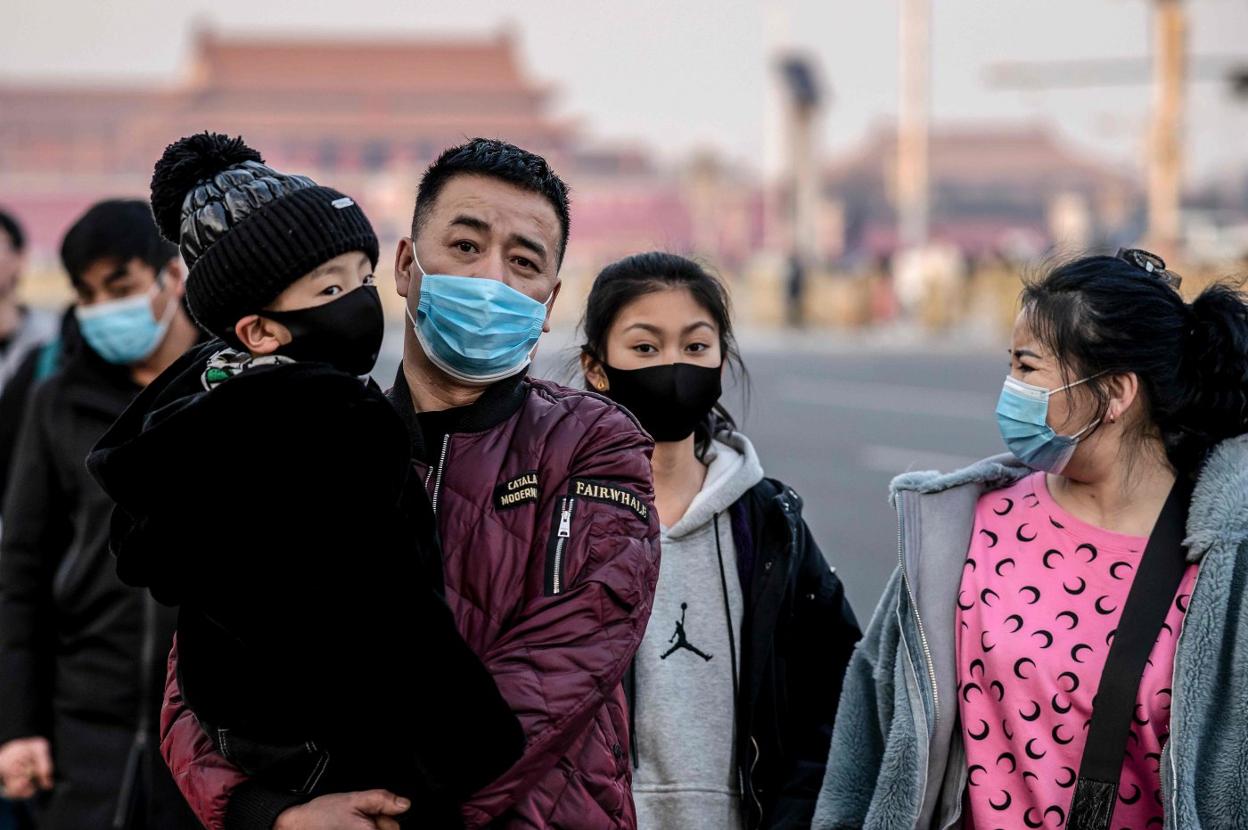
149;132;379;342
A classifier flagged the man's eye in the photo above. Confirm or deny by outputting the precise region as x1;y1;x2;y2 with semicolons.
512;256;536;271
455;241;478;254
321;285;343;296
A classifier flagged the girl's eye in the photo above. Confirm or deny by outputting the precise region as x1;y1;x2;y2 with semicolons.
633;344;657;354
687;343;709;353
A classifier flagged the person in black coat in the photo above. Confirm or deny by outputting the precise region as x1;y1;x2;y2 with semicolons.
0;200;203;828
87;133;523;830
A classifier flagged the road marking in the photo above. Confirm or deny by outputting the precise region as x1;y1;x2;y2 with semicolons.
859;444;981;474
777;377;996;420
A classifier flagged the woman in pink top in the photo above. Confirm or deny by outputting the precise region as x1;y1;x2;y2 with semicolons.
814;249;1248;830
958;251;1229;829
957;471;1195;828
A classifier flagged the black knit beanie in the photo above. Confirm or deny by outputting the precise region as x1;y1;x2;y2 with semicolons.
149;132;379;341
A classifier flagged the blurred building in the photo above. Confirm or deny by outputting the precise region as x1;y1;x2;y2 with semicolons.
823;124;1143;261
0;25;756;304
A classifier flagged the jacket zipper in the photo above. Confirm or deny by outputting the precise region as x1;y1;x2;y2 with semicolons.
552;497;574;594
1168;561;1203;808
747;735;764;826
897;496;940;728
428;435;450;515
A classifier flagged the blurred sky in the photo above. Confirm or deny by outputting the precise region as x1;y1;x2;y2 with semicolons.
3;0;1246;185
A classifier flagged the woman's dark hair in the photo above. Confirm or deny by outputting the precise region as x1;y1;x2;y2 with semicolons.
1022;253;1248;475
579;252;747;458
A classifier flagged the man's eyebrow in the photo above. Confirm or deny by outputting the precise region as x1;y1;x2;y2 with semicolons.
103;265;130;284
450;215;491;234
510;233;547;261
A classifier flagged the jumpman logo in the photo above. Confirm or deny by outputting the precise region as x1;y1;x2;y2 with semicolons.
660;602;712;661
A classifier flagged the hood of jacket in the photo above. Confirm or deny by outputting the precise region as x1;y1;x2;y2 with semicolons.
665;430;765;540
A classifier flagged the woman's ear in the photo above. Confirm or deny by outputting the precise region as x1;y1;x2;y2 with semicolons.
581;351;609;393
1106;371;1141;424
234;314;291;356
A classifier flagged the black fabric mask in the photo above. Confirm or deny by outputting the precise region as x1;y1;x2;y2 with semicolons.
602;362;723;442
262;283;384;376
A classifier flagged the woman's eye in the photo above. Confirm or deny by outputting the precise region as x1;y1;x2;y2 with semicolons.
633;344;657;354
687;343;709;353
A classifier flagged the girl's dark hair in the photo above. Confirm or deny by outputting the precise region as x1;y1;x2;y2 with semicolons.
1023;254;1248;475
579;252;747;458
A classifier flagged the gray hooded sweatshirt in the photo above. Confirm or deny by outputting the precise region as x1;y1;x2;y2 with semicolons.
633;432;764;830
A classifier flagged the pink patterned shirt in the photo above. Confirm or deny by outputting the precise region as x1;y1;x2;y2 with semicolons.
956;472;1196;829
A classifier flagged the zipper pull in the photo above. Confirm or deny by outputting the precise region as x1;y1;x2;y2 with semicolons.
558;499;572;538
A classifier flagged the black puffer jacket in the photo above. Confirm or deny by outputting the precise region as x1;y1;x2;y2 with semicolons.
730;479;861;829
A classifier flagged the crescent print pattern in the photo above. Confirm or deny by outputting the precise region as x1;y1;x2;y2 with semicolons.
954;472;1196;830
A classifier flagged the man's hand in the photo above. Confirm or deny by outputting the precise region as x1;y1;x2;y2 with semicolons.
0;737;53;799
273;790;411;830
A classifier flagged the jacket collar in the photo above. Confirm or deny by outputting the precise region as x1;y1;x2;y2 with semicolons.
891;441;1248;564
889;452;1030;504
1185;435;1248;560
385;363;529;448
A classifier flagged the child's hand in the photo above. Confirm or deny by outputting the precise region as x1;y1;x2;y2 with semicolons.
273;790;411;830
0;737;54;799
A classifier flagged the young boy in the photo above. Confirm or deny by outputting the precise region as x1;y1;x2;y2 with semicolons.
88;133;523;829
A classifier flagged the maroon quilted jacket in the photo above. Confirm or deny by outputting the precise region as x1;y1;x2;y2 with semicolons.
159;371;661;829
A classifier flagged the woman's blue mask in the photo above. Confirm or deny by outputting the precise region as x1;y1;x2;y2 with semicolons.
407;254;553;385
995;374;1100;474
76;277;176;366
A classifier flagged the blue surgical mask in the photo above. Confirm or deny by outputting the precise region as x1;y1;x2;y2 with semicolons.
995;374;1100;474
76;277;177;365
406;254;552;385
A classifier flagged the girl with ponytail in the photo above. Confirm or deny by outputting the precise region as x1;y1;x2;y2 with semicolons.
816;250;1248;830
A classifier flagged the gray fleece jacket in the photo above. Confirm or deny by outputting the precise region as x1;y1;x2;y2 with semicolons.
813;436;1248;830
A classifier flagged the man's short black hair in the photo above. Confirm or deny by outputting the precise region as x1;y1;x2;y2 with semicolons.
412;138;571;268
60;199;177;286
0;208;25;252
